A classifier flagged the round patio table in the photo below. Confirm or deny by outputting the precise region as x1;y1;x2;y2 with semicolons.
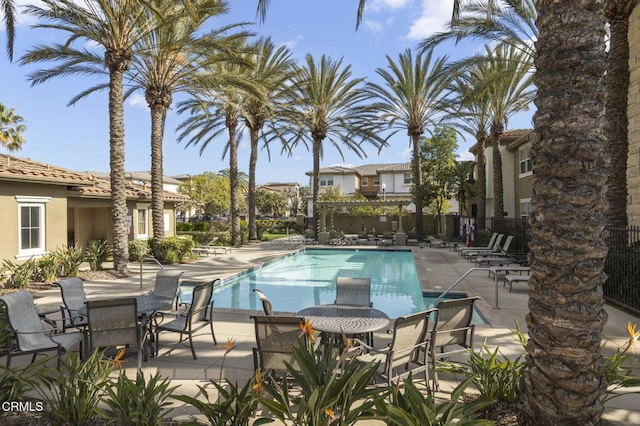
296;304;389;336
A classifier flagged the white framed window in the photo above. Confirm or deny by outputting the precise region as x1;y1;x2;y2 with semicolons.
403;172;413;184
164;213;170;232
16;196;50;258
361;177;369;186
519;144;533;176
520;198;532;219
136;203;150;239
320;177;333;187
373;176;380;186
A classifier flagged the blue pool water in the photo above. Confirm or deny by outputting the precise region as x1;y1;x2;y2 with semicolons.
182;248;428;318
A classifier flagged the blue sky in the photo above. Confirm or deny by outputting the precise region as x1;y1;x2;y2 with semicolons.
1;0;534;186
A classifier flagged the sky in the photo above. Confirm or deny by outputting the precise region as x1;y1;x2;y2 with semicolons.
0;0;534;186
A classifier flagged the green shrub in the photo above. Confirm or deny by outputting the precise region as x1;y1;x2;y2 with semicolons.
129;239;151;261
176;222;193;232
36;254;59;283
51;244;84;277
84;240;112;271
1;258;39;288
158;236;194;263
0;357;50;402
192;222;211;232
101;371;178;426
33;349;113;426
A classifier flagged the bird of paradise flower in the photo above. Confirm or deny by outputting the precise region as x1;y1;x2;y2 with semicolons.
218;337;238;383
626;322;640;353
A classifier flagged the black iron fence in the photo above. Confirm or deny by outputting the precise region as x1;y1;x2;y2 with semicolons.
604;225;640;315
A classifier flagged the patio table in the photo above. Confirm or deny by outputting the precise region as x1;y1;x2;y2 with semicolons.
35;303;61;329
296;304;389;336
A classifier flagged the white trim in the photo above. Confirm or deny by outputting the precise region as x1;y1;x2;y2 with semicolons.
519;171;533;178
17;201;47;257
15;195;51;203
136;206;149;239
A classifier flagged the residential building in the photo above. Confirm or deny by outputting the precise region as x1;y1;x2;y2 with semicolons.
628;7;640;226
0;154;187;263
259;182;300;216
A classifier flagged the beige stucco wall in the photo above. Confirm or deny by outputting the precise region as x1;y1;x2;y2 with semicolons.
511;143;534;217
628;7;640;226
0;181;68;261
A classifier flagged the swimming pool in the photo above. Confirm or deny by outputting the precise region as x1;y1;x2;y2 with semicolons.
180;248;485;321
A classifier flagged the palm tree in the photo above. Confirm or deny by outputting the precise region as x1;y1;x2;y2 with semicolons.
284;54;387;237
255;0;369;29
525;2;609;424
21;0;157;273
0;103;25;150
366;48;449;241
240;37;295;241
122;0;247;256
605;0;637;227
2;0;16;60
452;160;475;217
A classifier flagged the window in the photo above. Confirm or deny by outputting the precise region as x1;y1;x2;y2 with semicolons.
520;199;532;219
373;176;380;186
16;196;50;258
320;177;333;187
403;172;413;184
361;177;369;186
136;204;150;239
519;144;533;176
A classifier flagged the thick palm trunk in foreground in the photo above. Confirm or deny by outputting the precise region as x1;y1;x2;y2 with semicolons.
524;1;609;424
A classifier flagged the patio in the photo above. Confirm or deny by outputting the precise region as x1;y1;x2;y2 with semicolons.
23;240;640;425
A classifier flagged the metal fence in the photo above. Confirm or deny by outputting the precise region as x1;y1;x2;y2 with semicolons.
604;225;640;315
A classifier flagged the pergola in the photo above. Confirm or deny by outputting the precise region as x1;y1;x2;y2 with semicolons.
315;199;413;241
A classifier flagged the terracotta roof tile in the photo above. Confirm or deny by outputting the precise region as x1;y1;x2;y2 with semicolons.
0;154;95;185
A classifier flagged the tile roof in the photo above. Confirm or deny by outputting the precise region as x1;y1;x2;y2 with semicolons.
89;171;184;185
69;176;188;202
354;163;405;175
306;165;356;176
307;163;410;176
0;154;95;186
468;128;533;153
506;129;534;151
377;162;411;172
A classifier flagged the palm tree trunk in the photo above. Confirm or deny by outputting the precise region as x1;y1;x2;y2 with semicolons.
476;131;487;230
524;2;609;424
605;0;634;228
150;104;165;257
228;119;241;247
109;68;129;273
248;127;259;241
312;138;321;238
412;133;425;240
491;122;504;218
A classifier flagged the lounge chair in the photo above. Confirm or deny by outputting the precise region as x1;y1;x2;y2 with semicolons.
85;297;147;370
55;277;88;332
381;232;394;246
406;231;419;246
428;296;479;390
252;315;304;378
426;235;447;248
192;237;231;256
0;290;84;367
253;289;273;315
469;235;514;263
355;309;436;388
461;234;505;260
458;232;498;256
154;281;217;360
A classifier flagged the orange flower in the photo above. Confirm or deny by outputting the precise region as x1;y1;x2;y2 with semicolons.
252;369;265;395
218;337;238;355
299;319;317;342
626;322;640;350
113;348;126;369
345;338;353;349
325;408;338;423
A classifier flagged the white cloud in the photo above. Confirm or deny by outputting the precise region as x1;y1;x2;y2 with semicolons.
294;155;304;161
369;0;411;12
363;20;383;34
406;0;453;40
456;151;475;162
281;35;304;50
127;93;148;109
396;147;411;158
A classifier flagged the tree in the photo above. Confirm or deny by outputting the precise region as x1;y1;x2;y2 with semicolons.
240;37;295;240
0;103;25;150
420;127;458;233
525;2;609;424
284;54;387;237
255;188;287;217
177;172;231;216
21;0;157;273
452;160;476;217
367;48;449;241
1;0;16;60
255;0;369;29
605;0;637;226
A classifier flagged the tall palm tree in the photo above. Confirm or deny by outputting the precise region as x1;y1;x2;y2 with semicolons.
444;61;492;229
452;160;475;217
366;48;449;241
525;1;609;424
284;54;387;237
0;103;25;150
240;37;295;241
21;0;156;273
122;0;247;256
605;0;637;227
2;0;16;60
176;59;257;246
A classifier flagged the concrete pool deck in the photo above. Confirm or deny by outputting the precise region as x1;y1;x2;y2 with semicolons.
27;240;640;424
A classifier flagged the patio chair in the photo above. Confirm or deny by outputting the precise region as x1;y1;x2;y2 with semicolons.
85;297;147;370
406;231;419;246
469;235;514;263
154;281;216;360
458;232;498;256
461;234;505;260
428;296;479;390
355;309;436;389
55;277;88;332
150;270;183;310
0;290;84;367
253;289;273;315
252;315;304;378
381;232;394;246
335;277;372;307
